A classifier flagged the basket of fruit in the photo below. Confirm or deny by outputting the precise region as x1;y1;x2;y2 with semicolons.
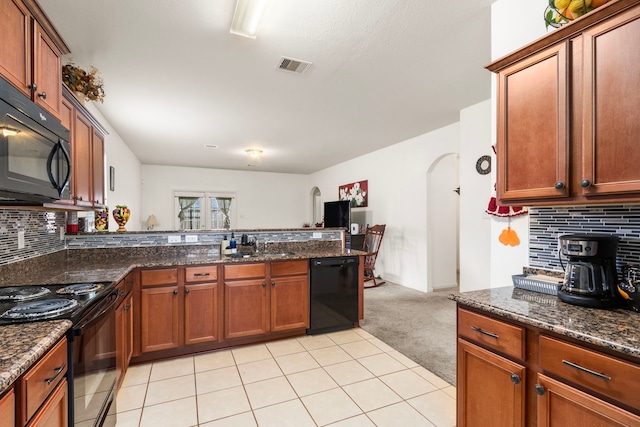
544;0;611;29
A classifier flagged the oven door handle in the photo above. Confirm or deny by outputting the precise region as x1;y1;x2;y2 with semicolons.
73;290;120;334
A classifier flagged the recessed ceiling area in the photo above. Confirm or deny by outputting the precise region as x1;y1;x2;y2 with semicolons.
38;0;496;174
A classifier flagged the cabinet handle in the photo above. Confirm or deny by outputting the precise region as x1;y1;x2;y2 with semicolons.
28;83;38;91
173;290;178;295
185;289;190;294
262;282;266;287
37;91;47;100
126;280;133;288
534;384;545;396
510;374;521;385
194;273;210;277
44;363;66;385
554;181;565;190
562;360;611;381
470;326;499;339
580;179;592;188
124;304;131;311
271;281;276;287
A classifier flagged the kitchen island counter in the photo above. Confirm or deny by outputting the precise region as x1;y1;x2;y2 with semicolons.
0;320;71;395
451;286;640;359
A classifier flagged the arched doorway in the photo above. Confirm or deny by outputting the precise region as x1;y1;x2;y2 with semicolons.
310;187;322;225
427;153;460;291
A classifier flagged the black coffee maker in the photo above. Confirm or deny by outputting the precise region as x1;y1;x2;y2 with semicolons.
558;234;620;308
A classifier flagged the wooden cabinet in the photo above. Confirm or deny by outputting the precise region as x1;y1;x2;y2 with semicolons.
184;266;220;346
0;387;15;427
116;273;135;389
488;0;640;205
0;0;69;119
60;87;107;209
457;306;640;426
139;268;180;354
16;338;68;427
224;261;309;340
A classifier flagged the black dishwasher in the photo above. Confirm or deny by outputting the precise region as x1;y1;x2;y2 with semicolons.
307;256;359;335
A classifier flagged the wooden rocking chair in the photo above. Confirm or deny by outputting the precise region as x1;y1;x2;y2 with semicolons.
361;224;386;288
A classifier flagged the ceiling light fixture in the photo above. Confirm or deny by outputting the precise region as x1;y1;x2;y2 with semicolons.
1;127;20;137
230;0;269;38
245;149;263;158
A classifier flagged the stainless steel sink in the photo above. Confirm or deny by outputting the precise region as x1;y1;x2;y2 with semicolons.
262;252;295;257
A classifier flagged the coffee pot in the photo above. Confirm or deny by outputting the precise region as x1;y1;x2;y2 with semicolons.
558;234;620;308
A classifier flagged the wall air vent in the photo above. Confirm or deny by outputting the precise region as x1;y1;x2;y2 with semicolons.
277;56;312;74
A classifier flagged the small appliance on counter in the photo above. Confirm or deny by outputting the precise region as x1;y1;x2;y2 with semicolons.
558;234;620;308
618;264;640;312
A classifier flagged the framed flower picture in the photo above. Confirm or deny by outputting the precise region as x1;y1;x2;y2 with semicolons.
339;180;368;207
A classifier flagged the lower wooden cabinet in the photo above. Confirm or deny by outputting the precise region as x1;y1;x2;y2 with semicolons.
140;273;180;354
536;374;640;426
184;266;220;346
116;289;133;389
26;379;67;427
0;387;15;427
457;305;640;425
457;339;525;427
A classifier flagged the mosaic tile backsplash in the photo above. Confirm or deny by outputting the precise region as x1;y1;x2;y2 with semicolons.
529;204;640;272
0;209;65;265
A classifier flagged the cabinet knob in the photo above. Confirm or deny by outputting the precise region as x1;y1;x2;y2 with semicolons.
185;289;190;294
262;282;266;287
554;181;565;190
272;281;276;287
28;83;38;91
580;179;592;188
510;374;521;385
534;384;545;396
37;92;47;100
173;290;178;295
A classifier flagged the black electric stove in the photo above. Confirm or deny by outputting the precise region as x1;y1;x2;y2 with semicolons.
0;282;111;325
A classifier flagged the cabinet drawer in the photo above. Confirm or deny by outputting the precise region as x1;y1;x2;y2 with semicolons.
539;335;640;410
21;338;67;423
224;263;266;280
186;266;218;283
141;268;178;286
271;260;308;277
458;308;524;360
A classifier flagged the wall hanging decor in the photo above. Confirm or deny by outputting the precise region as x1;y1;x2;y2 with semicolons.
339;180;368;207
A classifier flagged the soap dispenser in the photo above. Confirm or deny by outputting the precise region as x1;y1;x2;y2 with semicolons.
230;233;237;254
221;235;230;256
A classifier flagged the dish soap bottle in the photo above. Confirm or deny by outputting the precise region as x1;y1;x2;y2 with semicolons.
221;235;230;256
230;233;237;254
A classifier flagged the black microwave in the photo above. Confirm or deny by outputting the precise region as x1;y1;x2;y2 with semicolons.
0;78;71;205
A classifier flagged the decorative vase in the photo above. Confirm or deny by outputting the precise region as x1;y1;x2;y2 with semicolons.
112;205;130;231
95;207;109;232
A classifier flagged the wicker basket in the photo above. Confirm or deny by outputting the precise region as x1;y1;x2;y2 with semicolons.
512;274;561;296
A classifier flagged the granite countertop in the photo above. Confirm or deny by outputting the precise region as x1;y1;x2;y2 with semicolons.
451;286;640;359
0;320;71;395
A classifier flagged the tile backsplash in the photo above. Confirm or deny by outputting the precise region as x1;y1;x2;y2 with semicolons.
529;204;640;272
0;209;65;265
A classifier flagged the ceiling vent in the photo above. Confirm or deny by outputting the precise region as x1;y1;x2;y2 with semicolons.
277;57;312;74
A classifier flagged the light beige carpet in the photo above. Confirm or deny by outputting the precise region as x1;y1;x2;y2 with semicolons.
360;282;457;385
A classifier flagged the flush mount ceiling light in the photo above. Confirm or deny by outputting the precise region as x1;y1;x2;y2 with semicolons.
245;149;263;158
1;127;20;137
230;0;269;38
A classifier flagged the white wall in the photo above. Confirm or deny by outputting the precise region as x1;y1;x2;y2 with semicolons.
488;0;549;287
310;123;460;292
459;100;492;292
141;165;310;230
82;103;142;231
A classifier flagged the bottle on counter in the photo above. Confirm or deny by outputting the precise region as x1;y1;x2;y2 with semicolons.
230;233;237;254
221;235;230;256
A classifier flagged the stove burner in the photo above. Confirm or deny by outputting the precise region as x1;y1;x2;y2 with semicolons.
1;298;79;320
0;286;51;302
56;283;104;296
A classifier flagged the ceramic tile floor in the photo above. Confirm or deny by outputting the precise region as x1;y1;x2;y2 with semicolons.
109;328;457;427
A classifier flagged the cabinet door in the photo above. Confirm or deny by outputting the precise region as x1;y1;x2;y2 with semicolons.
0;388;15;427
224;279;269;340
457;339;525;427
0;0;31;95
497;42;570;202
91;129;105;206
140;285;180;353
184;282;219;346
116;292;133;389
581;5;640;196
536;374;640;426
72;113;93;208
124;292;133;368
32;21;62;119
270;275;309;332
27;378;67;427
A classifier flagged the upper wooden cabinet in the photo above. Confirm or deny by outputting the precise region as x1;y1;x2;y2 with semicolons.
487;0;640;206
0;0;69;119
